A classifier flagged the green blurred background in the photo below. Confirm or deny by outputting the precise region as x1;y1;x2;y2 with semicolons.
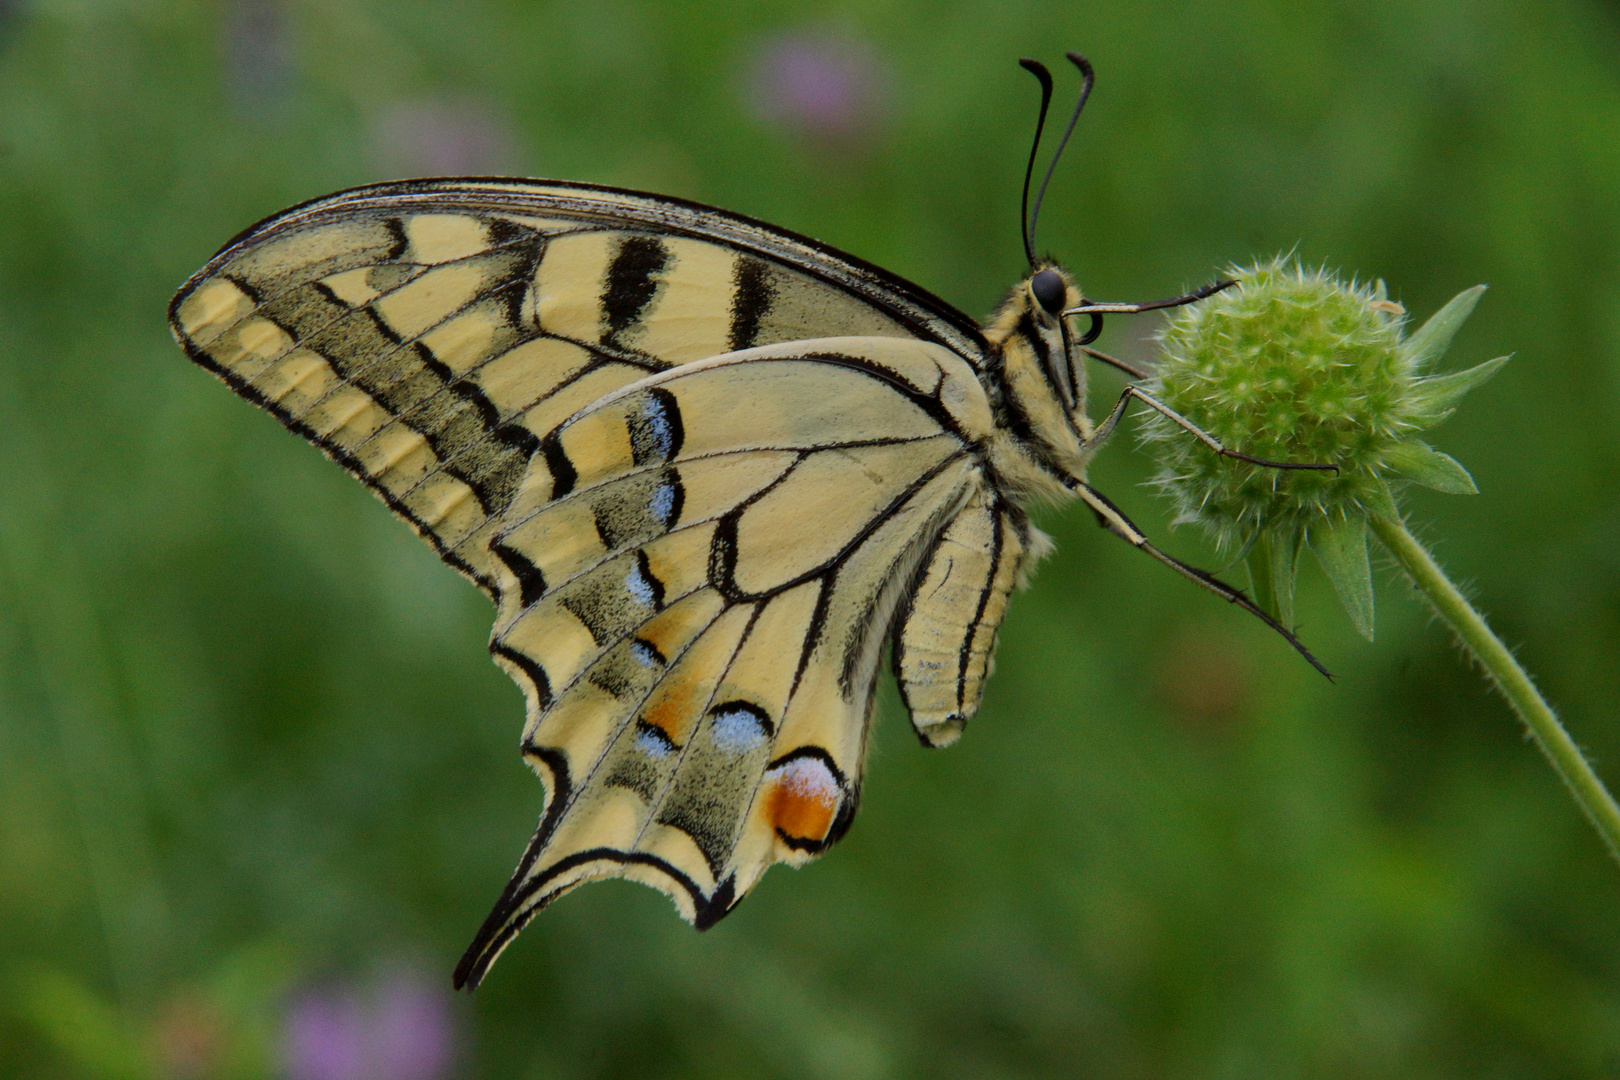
2;0;1619;1076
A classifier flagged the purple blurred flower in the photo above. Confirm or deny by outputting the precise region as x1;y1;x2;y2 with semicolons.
370;968;455;1080
281;965;456;1080
746;27;893;142
370;97;520;179
222;0;293;113
284;988;366;1080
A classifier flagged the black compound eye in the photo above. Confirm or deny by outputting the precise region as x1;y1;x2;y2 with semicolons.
1030;268;1067;316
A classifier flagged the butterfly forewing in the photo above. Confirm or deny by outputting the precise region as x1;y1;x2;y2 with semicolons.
173;181;981;592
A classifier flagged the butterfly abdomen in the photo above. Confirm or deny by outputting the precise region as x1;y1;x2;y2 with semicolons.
892;488;1035;746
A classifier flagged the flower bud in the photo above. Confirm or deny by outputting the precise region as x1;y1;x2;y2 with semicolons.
1140;259;1505;637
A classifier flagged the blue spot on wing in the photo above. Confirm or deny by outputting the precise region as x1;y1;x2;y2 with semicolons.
708;702;772;754
642;398;673;457
635;721;677;758
623;550;665;609
650;480;677;526
629;388;684;466
626;562;657;605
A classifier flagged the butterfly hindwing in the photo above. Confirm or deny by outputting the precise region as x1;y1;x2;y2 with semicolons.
454;339;991;987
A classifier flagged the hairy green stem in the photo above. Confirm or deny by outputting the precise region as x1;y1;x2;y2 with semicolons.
1368;513;1620;863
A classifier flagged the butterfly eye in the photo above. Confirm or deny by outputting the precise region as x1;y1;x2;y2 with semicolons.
1030;269;1067;316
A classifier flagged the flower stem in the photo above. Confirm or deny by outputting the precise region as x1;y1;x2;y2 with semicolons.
1368;513;1620;863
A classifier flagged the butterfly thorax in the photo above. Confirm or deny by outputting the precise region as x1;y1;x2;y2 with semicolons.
979;265;1093;507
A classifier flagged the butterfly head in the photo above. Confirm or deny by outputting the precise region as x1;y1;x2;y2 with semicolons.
1024;264;1089;414
976;54;1110;498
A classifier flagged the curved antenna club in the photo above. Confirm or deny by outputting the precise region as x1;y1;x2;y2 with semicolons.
1027;52;1096;262
1018;59;1056;267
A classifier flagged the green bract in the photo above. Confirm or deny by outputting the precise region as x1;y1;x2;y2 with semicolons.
1140;259;1507;639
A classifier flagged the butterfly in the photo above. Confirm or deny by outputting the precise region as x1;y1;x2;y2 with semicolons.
168;54;1329;990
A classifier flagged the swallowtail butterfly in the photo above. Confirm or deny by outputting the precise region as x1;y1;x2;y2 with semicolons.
170;54;1327;989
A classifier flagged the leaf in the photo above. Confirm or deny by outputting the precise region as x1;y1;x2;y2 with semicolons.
1360;477;1401;521
1308;515;1375;640
1403;284;1487;369
1407;356;1511;425
1247;524;1301;628
8;968;155;1080
1382;441;1478;494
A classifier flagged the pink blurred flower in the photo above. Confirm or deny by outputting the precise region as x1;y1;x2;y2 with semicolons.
282;965;455;1080
746;27;893;142
369;97;520;179
222;0;293;112
284;989;365;1080
370;969;456;1080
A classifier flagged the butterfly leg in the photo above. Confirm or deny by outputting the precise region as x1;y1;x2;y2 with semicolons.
1069;479;1333;678
1077;344;1148;381
1079;384;1339;473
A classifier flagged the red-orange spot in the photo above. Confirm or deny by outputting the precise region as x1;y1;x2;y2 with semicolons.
766;758;840;843
642;681;698;742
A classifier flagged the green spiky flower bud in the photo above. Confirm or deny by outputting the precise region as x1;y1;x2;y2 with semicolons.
1140;258;1508;639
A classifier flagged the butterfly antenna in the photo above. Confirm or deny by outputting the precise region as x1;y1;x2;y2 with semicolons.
1027;52;1095;260
1018;58;1055;266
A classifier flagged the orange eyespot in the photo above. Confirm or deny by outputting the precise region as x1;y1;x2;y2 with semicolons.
765;756;841;844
